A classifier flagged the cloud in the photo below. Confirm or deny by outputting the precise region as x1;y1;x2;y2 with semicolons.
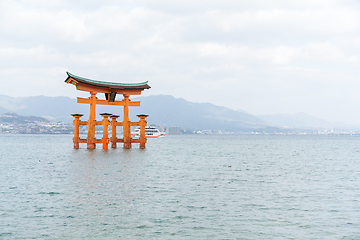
0;0;360;123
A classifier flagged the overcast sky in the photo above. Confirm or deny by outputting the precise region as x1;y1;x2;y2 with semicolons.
1;0;360;123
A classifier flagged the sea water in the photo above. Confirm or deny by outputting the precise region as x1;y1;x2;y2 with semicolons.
1;134;360;239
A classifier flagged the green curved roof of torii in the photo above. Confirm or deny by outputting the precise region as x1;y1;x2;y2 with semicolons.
65;72;150;89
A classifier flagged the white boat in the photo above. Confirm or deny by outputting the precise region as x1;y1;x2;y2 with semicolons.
131;126;165;138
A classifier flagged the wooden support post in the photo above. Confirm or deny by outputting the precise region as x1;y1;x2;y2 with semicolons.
100;113;111;150
87;92;97;149
123;94;131;149
110;115;119;148
137;114;148;149
72;114;83;149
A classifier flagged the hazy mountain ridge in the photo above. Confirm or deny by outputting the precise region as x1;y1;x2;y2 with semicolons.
0;112;50;123
256;112;354;130
131;95;268;131
257;112;330;129
0;94;355;132
0;94;271;132
0;95;88;122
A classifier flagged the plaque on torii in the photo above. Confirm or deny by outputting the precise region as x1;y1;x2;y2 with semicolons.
65;72;151;149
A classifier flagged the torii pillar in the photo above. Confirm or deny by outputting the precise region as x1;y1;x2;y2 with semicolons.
87;91;97;149
123;94;131;148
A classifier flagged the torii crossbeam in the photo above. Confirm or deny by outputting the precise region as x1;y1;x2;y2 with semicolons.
65;72;151;149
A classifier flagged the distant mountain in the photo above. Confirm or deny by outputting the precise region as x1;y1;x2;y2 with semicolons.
1;94;357;132
257;112;332;129
0;94;274;132
236;109;250;114
0;95;88;122
130;95;268;131
0;112;50;123
0;106;8;114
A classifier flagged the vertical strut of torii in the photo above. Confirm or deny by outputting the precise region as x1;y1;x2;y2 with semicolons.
64;72;151;149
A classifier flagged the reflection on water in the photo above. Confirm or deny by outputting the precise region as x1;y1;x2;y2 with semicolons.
67;147;148;234
1;134;360;239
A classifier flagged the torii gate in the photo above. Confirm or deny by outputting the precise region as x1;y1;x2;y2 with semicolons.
64;72;151;149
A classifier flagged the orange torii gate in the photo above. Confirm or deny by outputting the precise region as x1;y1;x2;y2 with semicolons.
65;72;151;149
